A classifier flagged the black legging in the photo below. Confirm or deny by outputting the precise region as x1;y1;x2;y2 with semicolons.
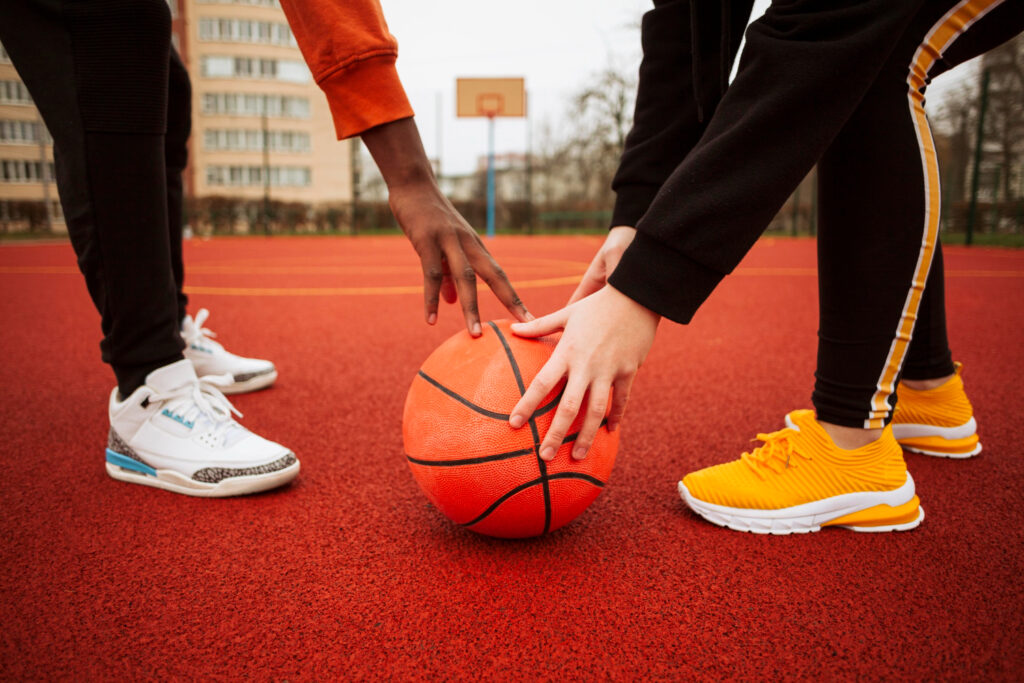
610;0;1023;429
813;0;1023;427
0;0;192;395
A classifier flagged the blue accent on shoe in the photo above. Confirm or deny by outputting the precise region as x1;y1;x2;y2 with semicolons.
161;409;195;429
106;449;157;477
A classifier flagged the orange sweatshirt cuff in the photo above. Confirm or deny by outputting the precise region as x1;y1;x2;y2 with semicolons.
318;55;415;140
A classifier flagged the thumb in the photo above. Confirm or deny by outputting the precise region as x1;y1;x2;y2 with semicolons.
510;306;571;338
567;262;605;305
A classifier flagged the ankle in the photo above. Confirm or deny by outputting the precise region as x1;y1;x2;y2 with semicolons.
901;374;954;391
818;420;883;450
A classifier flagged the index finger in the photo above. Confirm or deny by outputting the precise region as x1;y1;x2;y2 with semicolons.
465;247;532;322
510;354;567;429
440;237;482;337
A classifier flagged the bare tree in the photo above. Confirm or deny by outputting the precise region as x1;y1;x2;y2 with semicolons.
537;64;637;209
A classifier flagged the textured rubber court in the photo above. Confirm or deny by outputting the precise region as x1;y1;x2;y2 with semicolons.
1;235;1022;679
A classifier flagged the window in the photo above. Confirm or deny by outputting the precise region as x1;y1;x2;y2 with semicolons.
198;19;297;47
200;56;309;83
201;93;311;119
196;0;280;7
0;120;50;144
201;56;234;78
1;159;55;183
205;165;311;187
202;128;310;152
0;81;33;105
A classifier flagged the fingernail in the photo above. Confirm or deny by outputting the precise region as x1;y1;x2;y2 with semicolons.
472;322;482;336
525;311;536;321
541;446;555;461
427;313;437;325
573;448;587;460
509;415;524;429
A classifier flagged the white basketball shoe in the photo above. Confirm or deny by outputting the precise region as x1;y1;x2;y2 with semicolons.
106;359;299;497
182;308;277;394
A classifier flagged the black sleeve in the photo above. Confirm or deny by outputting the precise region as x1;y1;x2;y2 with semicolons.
610;0;923;324
611;0;754;228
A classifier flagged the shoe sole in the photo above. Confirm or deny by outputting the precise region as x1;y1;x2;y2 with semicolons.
677;475;923;535
220;369;278;395
105;452;299;497
893;418;981;458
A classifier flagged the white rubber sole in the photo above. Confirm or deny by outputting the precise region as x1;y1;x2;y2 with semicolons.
106;458;299;497
892;417;977;441
678;475;923;535
893;417;982;458
901;443;982;458
220;369;278;395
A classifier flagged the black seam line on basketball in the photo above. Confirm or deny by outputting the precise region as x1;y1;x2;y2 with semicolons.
460;472;607;529
546;472;606;487
562;418;609;445
460;476;545;528
486;321;553;535
533;386;565;417
405;448;534;468
416;371;510;420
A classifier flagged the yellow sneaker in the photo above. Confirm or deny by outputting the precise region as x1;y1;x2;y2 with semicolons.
678;410;923;534
892;363;981;458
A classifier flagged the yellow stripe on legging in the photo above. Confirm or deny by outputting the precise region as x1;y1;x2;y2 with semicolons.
867;0;1005;429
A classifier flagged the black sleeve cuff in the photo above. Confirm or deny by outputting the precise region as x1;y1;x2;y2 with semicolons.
608;230;725;325
610;183;660;228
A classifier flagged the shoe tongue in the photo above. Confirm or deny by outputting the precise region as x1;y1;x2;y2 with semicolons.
786;410;817;433
145;359;199;394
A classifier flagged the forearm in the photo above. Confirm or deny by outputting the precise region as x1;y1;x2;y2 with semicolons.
612;0;753;228
361;117;436;192
611;0;923;324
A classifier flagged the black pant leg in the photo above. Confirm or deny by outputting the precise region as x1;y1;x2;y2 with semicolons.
813;0;1017;428
167;47;192;324
902;0;1024;380
0;0;184;396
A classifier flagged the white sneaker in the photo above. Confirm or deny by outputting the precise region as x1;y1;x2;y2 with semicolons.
106;359;299;497
182;308;277;394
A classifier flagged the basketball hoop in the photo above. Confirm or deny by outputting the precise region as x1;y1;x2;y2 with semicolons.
455;78;526;239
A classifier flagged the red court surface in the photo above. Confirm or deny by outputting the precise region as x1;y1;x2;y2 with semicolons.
1;235;1022;679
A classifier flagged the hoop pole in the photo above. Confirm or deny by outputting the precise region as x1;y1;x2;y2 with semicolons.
486;114;496;239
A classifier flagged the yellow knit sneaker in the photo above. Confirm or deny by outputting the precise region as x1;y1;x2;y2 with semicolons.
678;410;923;535
892;362;981;458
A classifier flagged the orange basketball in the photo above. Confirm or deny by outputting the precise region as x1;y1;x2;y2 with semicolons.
403;319;619;538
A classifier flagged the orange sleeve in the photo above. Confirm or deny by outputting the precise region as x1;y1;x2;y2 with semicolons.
278;0;415;140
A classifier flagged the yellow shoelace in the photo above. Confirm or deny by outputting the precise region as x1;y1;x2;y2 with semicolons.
741;428;808;479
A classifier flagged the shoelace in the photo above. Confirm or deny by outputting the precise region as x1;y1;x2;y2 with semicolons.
152;374;243;441
740;427;808;479
182;308;224;352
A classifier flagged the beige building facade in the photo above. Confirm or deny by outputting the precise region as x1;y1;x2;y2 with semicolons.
0;41;61;232
174;0;352;211
0;0;352;233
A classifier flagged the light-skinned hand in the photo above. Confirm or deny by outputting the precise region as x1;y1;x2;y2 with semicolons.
508;285;660;461
568;226;637;304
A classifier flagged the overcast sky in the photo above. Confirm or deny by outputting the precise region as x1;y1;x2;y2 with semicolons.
381;0;980;176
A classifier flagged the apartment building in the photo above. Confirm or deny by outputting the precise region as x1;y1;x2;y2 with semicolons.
0;0;353;233
174;0;352;212
0;41;60;231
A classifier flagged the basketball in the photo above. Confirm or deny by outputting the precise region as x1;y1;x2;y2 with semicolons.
403;319;619;538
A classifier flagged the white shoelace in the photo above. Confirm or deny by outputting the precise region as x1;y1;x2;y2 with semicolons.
182;308;225;353
151;374;244;441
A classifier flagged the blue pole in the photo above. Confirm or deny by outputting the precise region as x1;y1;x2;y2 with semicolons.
486;115;496;239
